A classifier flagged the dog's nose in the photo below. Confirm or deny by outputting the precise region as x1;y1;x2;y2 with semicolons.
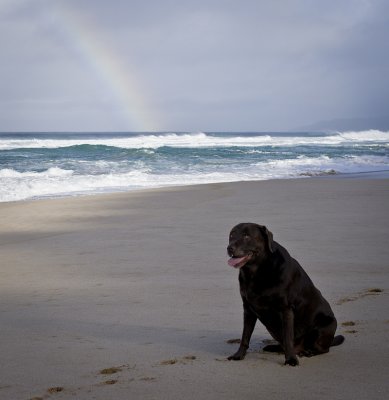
227;245;234;256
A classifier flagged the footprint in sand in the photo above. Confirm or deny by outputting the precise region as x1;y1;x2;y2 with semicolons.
337;288;383;305
29;386;64;399
139;377;157;382
30;365;132;399
342;321;356;326
98;364;130;386
47;386;64;394
160;355;197;366
341;320;358;334
160;359;178;365
103;379;118;385
99;366;123;375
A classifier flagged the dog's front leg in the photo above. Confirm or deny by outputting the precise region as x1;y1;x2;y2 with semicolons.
282;307;299;366
228;306;257;360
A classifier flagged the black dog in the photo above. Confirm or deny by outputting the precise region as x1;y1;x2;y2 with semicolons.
227;223;344;366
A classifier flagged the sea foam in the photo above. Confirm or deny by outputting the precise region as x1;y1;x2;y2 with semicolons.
0;130;388;150
1;131;388;202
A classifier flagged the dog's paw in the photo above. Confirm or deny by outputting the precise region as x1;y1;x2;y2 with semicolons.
227;349;247;361
285;356;299;366
298;349;314;358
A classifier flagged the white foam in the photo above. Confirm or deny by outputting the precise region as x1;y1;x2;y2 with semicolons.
1;130;388;150
1;154;388;202
337;130;389;142
0;167;74;178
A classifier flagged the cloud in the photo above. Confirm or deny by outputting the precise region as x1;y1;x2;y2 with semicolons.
0;0;388;131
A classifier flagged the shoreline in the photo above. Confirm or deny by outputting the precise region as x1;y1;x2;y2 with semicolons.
2;168;389;205
1;178;388;399
320;169;389;179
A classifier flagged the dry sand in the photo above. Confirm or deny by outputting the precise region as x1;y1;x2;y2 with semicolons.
0;178;388;400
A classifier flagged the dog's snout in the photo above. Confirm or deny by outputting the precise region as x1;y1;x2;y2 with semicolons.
227;244;234;256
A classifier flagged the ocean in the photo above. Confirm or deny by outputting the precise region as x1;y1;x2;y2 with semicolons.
1;130;388;202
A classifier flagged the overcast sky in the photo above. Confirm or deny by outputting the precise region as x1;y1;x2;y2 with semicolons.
0;0;388;132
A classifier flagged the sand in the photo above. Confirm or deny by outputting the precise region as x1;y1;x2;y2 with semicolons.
0;178;388;400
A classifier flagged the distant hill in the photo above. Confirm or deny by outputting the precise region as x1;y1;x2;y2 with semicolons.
298;116;389;132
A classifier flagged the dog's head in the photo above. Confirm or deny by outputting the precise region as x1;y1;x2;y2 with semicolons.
227;223;274;269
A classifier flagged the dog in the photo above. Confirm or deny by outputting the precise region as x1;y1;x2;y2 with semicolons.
227;222;344;366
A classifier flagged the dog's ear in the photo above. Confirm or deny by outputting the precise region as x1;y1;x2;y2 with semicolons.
258;225;274;253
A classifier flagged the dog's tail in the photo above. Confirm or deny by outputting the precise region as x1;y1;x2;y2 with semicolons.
331;335;345;347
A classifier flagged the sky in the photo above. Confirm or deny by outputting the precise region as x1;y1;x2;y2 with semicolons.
0;0;388;132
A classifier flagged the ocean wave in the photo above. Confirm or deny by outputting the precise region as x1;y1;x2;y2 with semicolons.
0;167;74;178
0;133;211;150
337;130;389;142
0;130;388;150
1;154;388;202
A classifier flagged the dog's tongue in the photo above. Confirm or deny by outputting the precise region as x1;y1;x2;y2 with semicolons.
228;256;249;268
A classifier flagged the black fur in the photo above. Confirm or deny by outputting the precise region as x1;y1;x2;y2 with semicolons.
227;223;344;366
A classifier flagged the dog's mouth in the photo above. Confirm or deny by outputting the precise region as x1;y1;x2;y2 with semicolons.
228;253;253;269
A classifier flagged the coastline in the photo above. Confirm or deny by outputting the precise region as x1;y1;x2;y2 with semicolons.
320;169;389;179
1;178;388;399
3;167;389;205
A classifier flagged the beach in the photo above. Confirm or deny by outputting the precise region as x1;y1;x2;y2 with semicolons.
1;178;388;400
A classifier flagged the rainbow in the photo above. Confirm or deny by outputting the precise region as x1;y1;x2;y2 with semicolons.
54;5;161;131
